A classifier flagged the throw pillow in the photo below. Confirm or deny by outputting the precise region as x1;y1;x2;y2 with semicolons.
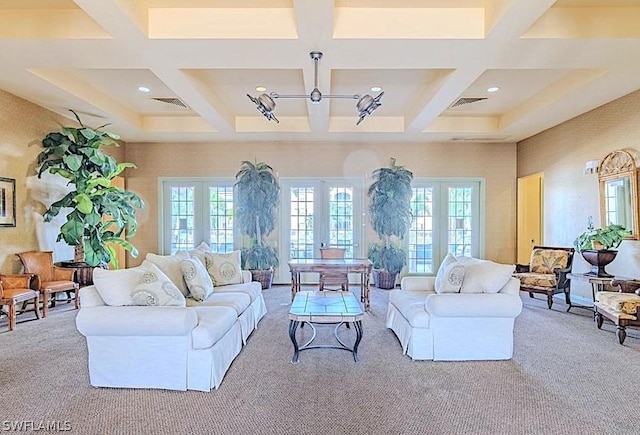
93;266;147;306
188;241;211;266
145;251;191;296
434;253;465;294
181;256;214;301
130;261;186;306
457;256;515;294
204;250;243;286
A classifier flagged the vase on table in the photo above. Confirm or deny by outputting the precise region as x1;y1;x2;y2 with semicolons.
581;250;618;278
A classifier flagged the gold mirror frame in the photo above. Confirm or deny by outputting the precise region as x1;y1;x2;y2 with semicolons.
598;149;639;239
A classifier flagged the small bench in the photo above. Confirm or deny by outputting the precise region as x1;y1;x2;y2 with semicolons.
594;279;640;345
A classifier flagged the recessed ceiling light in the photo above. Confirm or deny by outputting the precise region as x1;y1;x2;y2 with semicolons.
138;86;150;93
487;86;500;93
371;86;382;92
255;86;267;92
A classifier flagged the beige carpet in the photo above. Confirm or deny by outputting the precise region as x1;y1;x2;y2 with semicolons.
1;286;639;435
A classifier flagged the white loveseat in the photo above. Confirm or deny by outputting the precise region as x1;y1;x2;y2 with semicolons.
386;255;523;361
76;259;266;392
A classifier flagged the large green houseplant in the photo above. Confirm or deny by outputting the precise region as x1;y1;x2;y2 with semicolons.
573;218;631;277
36;112;143;268
367;157;413;289
234;160;280;289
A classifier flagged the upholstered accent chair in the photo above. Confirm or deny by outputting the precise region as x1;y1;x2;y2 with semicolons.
16;251;79;317
319;247;349;291
594;279;640;345
0;274;41;330
513;246;574;309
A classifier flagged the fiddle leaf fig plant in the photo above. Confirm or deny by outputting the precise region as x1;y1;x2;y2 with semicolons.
36;111;144;267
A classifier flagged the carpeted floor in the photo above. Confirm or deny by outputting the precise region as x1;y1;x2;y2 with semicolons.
1;285;639;435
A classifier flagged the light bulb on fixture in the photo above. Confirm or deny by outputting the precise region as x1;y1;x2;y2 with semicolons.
247;51;384;125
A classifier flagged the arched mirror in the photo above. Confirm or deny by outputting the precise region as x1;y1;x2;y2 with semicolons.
598;149;639;239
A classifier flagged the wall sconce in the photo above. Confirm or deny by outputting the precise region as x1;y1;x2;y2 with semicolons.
584;160;600;176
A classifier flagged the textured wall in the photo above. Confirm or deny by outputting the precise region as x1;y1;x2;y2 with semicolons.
125;141;517;273
517;89;640;299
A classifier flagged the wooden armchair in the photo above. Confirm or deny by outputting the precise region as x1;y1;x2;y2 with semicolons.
0;274;41;331
16;251;79;317
594;279;640;345
513;246;574;309
319;247;349;291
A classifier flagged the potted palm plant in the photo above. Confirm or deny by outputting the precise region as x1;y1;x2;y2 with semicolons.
36;111;143;268
573;218;631;277
367;157;413;289
234;160;280;289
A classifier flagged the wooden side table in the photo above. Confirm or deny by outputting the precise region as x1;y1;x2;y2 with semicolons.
566;273;632;317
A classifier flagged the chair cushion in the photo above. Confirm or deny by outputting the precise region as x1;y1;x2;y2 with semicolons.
40;280;77;292
181;257;214;301
204;250;243;286
595;292;640;316
434;253;465;294
512;272;557;288
530;248;570;274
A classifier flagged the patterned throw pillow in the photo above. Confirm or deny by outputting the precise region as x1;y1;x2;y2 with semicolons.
181;257;214;301
145;251;191;296
204;250;243;286
130;261;186;306
434;253;465;294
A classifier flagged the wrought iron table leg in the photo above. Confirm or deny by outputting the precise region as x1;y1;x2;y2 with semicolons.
289;320;300;364
352;320;363;362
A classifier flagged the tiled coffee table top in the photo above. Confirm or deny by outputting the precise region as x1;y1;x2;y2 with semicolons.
289;291;364;323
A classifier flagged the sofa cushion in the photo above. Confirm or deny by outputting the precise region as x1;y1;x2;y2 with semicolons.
212;281;262;303
530;248;570;274
434;253;465;294
145;251;191;296
389;290;430;328
186;292;251;316
190;306;238;349
130;262;186;307
205;250;243;286
93;265;147;306
181;257;214;301
457;256;515;294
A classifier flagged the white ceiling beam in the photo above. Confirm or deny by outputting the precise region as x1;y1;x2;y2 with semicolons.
73;0;148;41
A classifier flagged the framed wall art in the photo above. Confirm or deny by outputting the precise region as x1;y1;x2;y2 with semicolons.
0;177;16;227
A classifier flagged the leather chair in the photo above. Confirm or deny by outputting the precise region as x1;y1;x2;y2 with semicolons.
319;247;349;291
513;246;574;309
0;274;41;330
16;251;79;317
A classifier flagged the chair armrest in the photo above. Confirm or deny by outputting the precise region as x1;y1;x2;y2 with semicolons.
514;263;530;273
553;266;572;289
76;305;198;337
53;266;76;282
241;270;252;283
425;293;523;318
612;279;640;294
0;273;36;290
401;276;435;292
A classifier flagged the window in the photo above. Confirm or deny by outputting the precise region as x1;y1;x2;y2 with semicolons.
160;179;236;254
407;180;482;274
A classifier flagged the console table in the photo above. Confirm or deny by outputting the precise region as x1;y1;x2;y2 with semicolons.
288;258;373;311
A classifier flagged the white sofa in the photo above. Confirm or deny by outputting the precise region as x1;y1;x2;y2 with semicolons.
386;257;523;361
76;270;266;392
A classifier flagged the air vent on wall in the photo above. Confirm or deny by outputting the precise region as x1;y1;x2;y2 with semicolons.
151;97;189;109
450;97;488;108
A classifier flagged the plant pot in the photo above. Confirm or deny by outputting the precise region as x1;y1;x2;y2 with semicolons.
373;269;398;289
581;250;618;278
250;269;273;290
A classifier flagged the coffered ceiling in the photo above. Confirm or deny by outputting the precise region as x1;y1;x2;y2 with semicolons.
1;0;640;143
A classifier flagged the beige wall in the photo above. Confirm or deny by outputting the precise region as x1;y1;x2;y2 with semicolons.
0;89;125;273
125;141;517;271
517;89;640;299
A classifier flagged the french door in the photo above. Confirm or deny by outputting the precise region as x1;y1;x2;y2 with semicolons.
277;178;364;284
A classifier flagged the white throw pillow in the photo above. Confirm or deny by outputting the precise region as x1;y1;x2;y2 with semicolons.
93;266;147;306
145;251;190;296
434;253;465;294
457;256;515;294
181;256;214;301
204;250;243;286
130;261;186;306
188;242;211;266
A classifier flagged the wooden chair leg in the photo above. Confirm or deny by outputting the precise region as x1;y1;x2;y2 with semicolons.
547;295;553;309
529;292;534;298
41;292;49;318
616;325;627;345
34;294;41;320
8;303;16;331
74;289;79;310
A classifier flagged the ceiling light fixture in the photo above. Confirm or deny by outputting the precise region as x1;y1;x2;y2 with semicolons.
138;86;150;93
487;86;500;93
247;51;384;125
255;86;267;92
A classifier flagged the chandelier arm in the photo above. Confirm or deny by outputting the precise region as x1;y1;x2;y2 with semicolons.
322;94;361;99
270;94;311;99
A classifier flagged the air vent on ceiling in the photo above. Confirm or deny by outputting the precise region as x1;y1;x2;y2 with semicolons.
450;97;488;108
151;97;189;109
451;136;511;142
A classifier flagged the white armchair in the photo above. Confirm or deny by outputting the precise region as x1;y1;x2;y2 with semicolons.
386;263;523;361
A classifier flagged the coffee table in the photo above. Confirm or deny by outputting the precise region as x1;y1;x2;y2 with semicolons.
288;291;364;364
